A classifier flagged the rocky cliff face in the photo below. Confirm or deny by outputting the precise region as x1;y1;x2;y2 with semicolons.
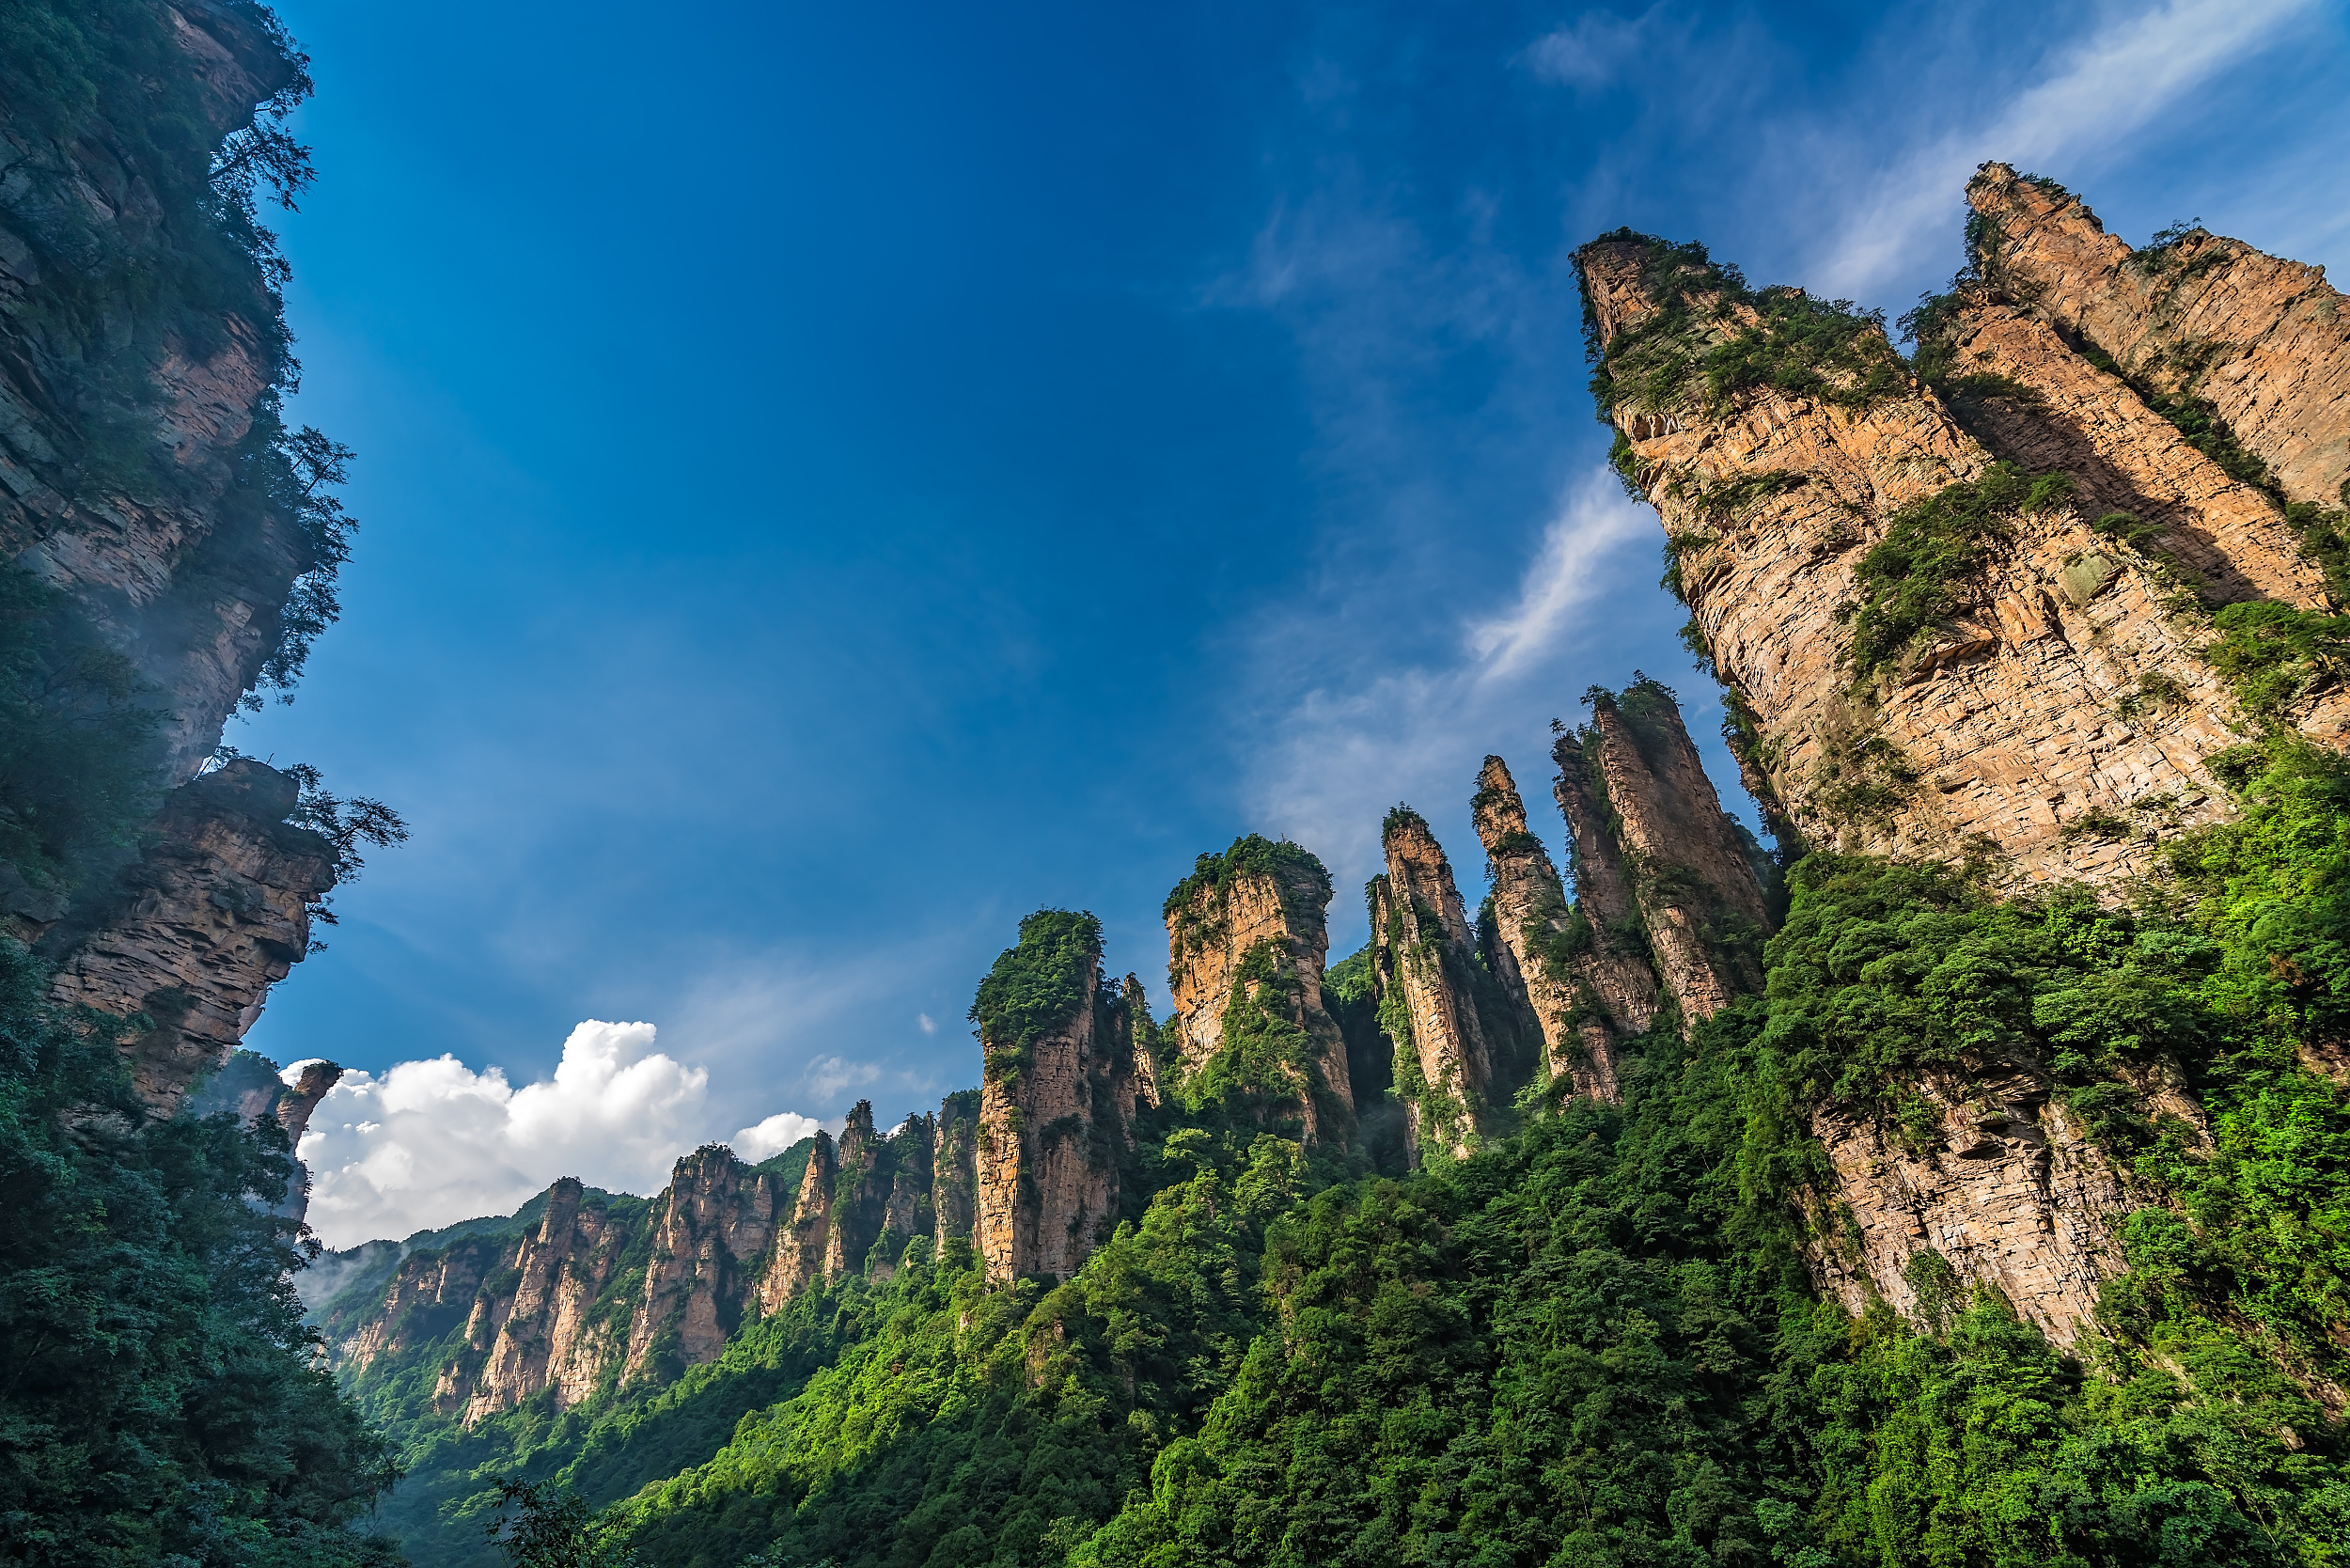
45;760;338;1109
0;2;319;782
1966;164;2350;513
2;3;358;1130
1578;687;1770;1019
1574;230;2316;890
975;940;1143;1285
1470;756;1624;1100
1573;170;2350;1342
1163;837;1352;1137
1369;808;1535;1156
1548;731;1666;1055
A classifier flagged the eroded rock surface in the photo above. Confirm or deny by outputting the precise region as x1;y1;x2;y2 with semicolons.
1967;163;2350;511
46;760;337;1110
1472;756;1623;1100
1164;839;1352;1137
976;964;1142;1283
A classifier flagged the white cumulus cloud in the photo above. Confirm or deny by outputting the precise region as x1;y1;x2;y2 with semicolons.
732;1110;824;1164
297;1019;819;1249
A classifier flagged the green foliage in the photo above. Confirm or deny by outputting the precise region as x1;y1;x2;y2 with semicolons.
0;939;401;1565
619;1136;1312;1568
2203;602;2350;718
484;1479;640;1568
1163;837;1331;970
1842;462;2071;680
0;561;165;891
1580;227;1911;420
970;910;1104;1081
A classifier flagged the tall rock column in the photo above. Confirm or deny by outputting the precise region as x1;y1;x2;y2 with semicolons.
1549;731;1666;1049
1581;684;1771;1020
973;911;1133;1284
623;1147;787;1386
1162;836;1353;1138
932;1090;980;1253
1966;163;2350;511
1575;228;2268;888
822;1102;894;1279
1371;808;1528;1156
755;1130;838;1311
460;1179;635;1422
1474;756;1637;1101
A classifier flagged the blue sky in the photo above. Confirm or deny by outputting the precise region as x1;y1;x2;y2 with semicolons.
241;0;2350;1246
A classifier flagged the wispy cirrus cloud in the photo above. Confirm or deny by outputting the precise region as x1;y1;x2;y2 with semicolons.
1802;0;2323;296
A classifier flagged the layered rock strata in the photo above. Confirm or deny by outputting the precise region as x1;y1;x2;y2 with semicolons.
1575;232;2273;887
620;1147;788;1387
1163;837;1353;1137
1370;809;1532;1156
756;1130;838;1310
1578;687;1770;1019
1549;732;1666;1049
45;760;338;1109
1808;1073;2126;1345
1933;304;2333;610
1966;164;2350;511
976;957;1142;1284
1470;756;1623;1100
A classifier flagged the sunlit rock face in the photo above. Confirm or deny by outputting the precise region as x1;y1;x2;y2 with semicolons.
1574;173;2348;1341
1966;163;2350;515
975;956;1147;1285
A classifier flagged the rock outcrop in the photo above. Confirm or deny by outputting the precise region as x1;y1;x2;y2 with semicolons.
1470;756;1623;1100
1807;1073;2127;1345
1574;230;2286;889
45;760;338;1110
1163;836;1352;1137
1966;164;2350;512
327;1095;993;1421
1931;304;2333;610
1577;685;1770;1019
974;914;1143;1283
755;1130;838;1310
1549;731;1666;1052
932;1090;981;1251
1369;808;1533;1156
461;1179;636;1420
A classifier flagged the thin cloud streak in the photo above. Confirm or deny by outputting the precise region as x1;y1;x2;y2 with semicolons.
1242;463;1661;890
1806;0;2319;296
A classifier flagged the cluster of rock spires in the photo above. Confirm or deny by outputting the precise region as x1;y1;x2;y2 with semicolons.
255;154;2350;1400
333;1098;980;1421
1;1;352;1121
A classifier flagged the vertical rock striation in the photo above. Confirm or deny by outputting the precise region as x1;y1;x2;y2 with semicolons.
756;1130;838;1311
621;1148;787;1388
44;760;338;1110
1580;685;1770;1020
1470;756;1624;1100
1369;808;1532;1156
1966;164;2350;512
1549;730;1665;1051
1163;837;1352;1137
973;912;1140;1284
